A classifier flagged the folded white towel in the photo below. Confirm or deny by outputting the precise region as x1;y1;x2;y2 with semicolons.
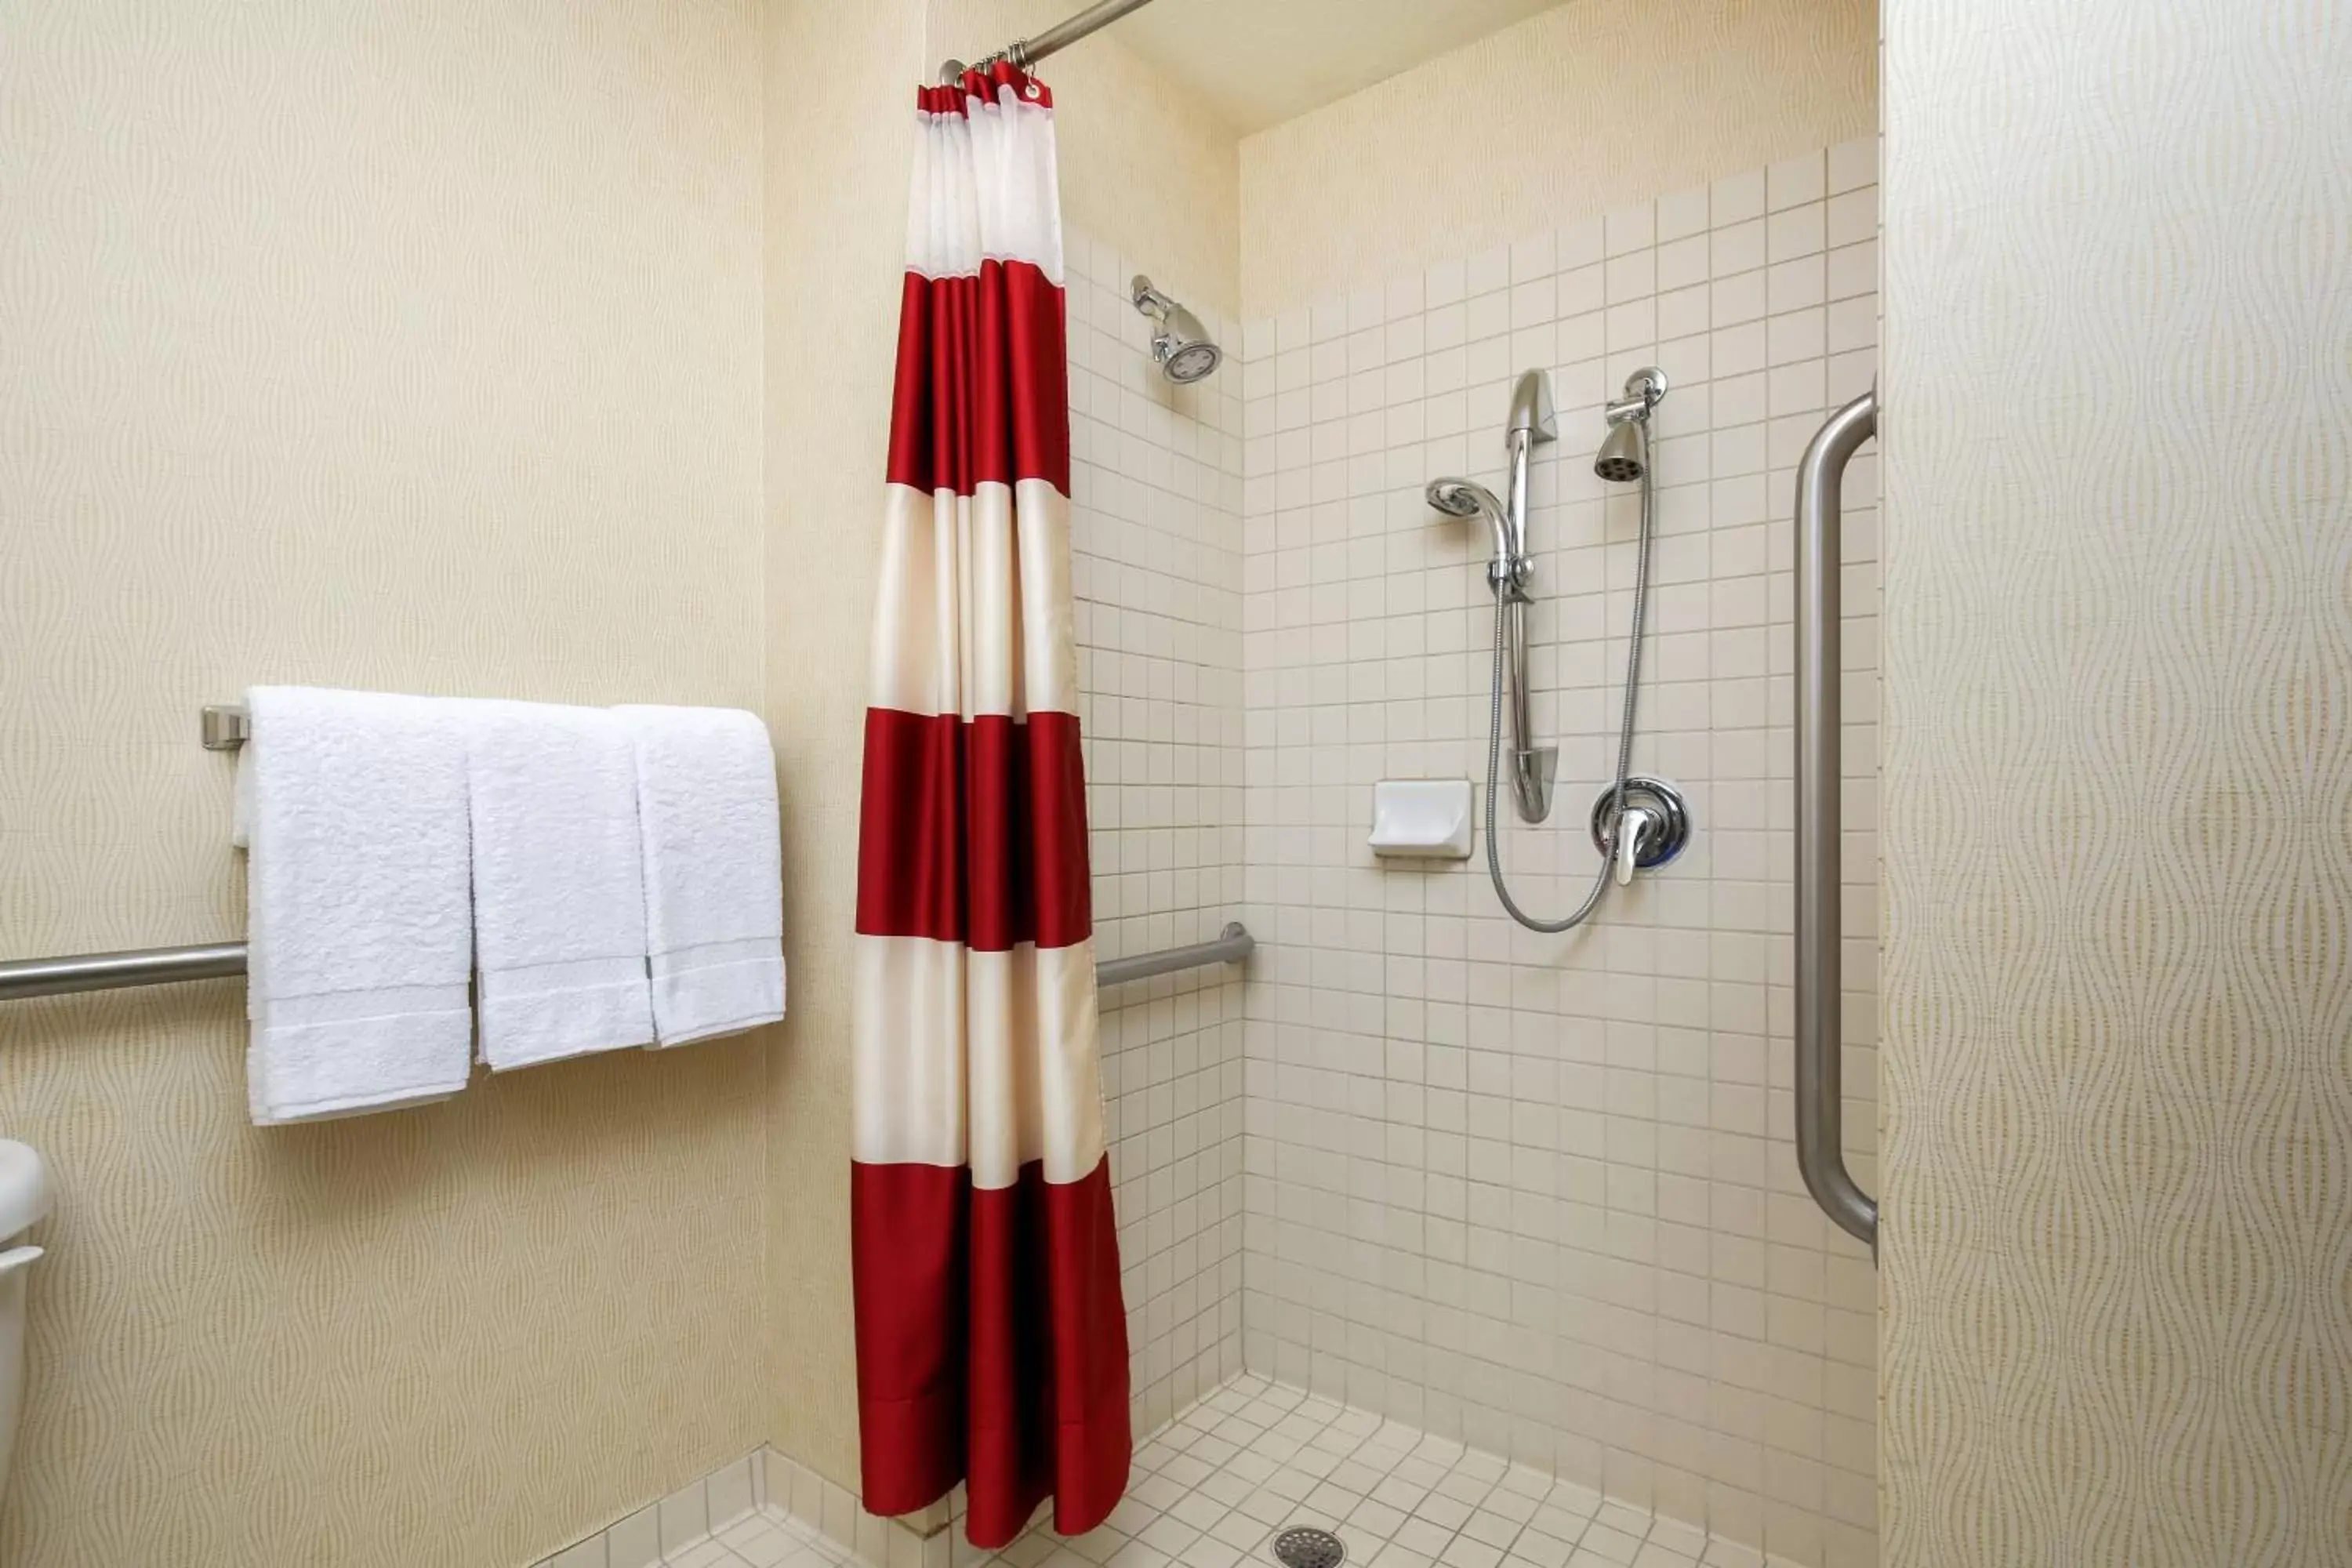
613;706;785;1045
241;687;474;1124
463;701;655;1070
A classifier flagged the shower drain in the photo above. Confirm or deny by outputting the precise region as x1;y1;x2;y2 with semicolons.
1272;1527;1347;1568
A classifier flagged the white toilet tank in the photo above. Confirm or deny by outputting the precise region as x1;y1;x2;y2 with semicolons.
0;1141;49;1503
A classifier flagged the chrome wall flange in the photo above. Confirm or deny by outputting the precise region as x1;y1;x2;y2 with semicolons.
1604;366;1670;424
1589;775;1691;870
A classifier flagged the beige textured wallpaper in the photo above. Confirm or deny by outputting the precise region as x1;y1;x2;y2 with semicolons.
0;4;768;1565
1236;0;1875;315
1878;2;2352;1565
759;0;922;1493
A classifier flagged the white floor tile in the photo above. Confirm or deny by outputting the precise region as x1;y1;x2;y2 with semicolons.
705;1372;1800;1568
720;1517;797;1568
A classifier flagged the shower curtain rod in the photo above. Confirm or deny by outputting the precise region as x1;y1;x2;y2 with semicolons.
938;0;1160;83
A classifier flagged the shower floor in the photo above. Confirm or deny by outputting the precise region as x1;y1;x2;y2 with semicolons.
974;1375;1784;1568
638;1376;1787;1568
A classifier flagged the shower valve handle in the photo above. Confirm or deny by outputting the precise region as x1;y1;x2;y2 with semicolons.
1589;779;1690;883
1613;807;1655;886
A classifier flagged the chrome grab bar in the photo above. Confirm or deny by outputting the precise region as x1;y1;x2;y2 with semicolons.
6;705;1254;1004
1794;389;1878;1254
1094;922;1254;988
0;944;250;1002
0;925;1254;1004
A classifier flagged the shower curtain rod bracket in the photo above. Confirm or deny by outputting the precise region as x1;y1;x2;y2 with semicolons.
201;704;248;751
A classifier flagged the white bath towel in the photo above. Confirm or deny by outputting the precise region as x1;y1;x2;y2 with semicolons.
464;701;655;1069
613;706;785;1045
241;687;474;1123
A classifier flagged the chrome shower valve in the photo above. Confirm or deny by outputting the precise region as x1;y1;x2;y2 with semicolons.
1588;776;1691;880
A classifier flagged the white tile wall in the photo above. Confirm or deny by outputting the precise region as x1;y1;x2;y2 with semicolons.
535;1448;956;1568
1065;232;1250;1434
1231;144;1882;1568
536;1452;780;1568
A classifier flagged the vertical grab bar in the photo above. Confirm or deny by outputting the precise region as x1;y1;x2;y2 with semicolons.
1795;389;1879;1254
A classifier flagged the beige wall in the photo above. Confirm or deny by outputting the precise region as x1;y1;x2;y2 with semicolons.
1877;2;2352;1564
0;8;1244;1557
1237;0;1875;315
0;4;768;1566
758;0;922;1494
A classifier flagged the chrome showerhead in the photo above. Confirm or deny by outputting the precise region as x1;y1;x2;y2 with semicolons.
1595;366;1668;483
1594;419;1647;483
1132;275;1222;383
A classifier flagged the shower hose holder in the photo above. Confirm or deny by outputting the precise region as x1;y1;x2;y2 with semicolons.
1511;747;1557;823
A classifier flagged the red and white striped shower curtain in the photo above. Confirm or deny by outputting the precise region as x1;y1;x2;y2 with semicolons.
850;64;1130;1548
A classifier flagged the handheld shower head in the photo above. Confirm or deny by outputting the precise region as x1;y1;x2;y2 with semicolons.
1426;477;1514;581
1425;477;1502;520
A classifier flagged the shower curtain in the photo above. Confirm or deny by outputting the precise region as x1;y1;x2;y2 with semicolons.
850;63;1130;1548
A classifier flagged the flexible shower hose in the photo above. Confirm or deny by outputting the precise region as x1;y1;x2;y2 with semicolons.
1482;450;1656;931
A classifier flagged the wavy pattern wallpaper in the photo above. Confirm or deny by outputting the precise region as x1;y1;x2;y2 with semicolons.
0;4;768;1565
1878;2;2352;1565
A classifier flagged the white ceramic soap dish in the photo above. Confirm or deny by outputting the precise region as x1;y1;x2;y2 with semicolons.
1368;779;1473;860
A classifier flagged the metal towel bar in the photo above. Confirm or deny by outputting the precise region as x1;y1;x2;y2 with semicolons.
6;705;1253;1003
0;944;251;1002
0;926;1253;1004
1794;388;1878;1255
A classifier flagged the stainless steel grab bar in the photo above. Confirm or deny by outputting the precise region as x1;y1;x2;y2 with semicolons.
12;704;1254;1001
1794;389;1878;1254
0;925;1254;1004
0;944;250;1001
1095;923;1254;987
